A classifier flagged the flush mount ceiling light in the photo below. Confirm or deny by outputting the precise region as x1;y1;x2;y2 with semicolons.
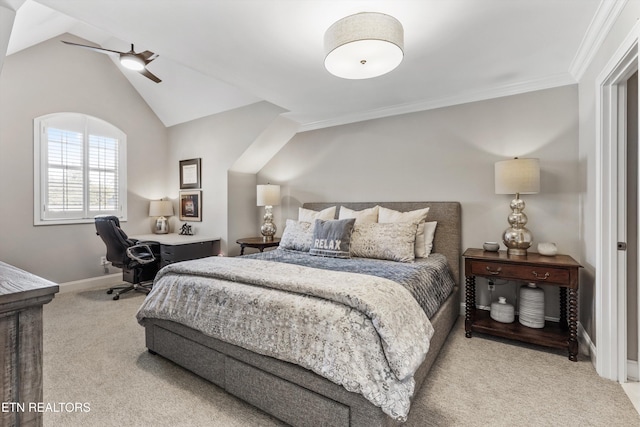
324;12;404;79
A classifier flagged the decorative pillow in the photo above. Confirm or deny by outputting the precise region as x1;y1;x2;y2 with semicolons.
423;221;438;257
298;206;336;222
280;219;314;252
378;206;430;223
378;206;430;258
338;205;379;224
350;222;418;262
309;218;356;259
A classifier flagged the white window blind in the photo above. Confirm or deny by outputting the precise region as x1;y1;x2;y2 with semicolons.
34;113;127;225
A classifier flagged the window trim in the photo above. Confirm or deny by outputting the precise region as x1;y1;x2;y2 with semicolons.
33;113;127;226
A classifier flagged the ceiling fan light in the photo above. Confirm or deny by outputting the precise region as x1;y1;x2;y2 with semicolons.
324;12;404;80
120;55;145;71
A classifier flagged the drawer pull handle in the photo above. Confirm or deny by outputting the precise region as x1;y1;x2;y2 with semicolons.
485;266;502;275
532;271;550;280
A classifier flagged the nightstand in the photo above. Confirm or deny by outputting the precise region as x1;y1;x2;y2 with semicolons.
462;248;582;361
236;237;281;255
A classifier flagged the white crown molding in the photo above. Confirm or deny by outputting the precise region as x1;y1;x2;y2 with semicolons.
569;0;629;81
298;72;576;132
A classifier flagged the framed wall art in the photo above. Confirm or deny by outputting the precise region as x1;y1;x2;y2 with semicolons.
179;158;201;189
179;190;202;221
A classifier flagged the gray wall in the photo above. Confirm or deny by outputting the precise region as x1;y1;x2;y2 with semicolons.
166;101;285;256
228;170;258;257
0;34;169;283
258;85;580;318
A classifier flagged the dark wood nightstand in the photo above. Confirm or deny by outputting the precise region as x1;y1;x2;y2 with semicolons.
463;248;582;361
236;237;281;255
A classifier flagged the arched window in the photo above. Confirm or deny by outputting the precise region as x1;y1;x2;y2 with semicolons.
34;113;127;225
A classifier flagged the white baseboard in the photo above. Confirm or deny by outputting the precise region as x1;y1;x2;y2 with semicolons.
629;360;639;381
578;322;597;365
57;273;122;294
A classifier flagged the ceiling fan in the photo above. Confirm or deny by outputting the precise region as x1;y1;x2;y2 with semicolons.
61;40;162;83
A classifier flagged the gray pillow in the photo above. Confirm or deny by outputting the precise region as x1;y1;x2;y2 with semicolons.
309;218;356;259
280;219;314;252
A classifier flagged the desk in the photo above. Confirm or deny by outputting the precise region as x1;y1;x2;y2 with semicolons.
236;237;281;255
133;234;220;267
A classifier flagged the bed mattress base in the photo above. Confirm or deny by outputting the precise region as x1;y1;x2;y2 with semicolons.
143;286;459;427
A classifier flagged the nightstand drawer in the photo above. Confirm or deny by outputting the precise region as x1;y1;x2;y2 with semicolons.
469;260;570;284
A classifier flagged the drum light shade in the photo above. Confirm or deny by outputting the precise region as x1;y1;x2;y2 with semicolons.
495;158;540;195
256;184;281;207
149;200;174;217
324;12;404;80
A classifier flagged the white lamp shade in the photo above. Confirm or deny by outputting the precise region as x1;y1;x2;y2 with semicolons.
324;12;404;79
149;200;174;217
257;184;281;206
495;158;540;195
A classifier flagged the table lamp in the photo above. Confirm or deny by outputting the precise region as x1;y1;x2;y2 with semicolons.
257;184;280;241
149;200;174;234
495;158;540;255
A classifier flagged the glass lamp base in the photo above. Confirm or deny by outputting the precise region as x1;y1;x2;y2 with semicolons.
154;216;169;234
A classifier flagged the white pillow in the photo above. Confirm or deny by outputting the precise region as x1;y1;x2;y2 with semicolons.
378;206;430;257
423;221;437;257
338;205;379;224
298;206;336;222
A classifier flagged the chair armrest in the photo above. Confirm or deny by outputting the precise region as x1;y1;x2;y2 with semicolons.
126;244;156;265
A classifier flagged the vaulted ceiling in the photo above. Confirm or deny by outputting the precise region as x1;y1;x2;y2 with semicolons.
3;0;610;129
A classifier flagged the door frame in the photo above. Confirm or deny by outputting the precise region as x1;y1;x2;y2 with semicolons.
596;22;639;381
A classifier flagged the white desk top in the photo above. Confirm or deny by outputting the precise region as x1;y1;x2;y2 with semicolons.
132;233;220;246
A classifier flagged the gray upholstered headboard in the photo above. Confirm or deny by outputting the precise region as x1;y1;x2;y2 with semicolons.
302;202;462;286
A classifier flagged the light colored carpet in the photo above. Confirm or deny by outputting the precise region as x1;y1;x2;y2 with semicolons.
42;289;640;426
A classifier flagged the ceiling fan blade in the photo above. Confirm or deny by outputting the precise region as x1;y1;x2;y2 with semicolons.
138;50;158;62
63;40;162;83
61;40;123;55
140;68;162;83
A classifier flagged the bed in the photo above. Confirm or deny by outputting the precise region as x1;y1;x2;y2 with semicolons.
137;201;461;426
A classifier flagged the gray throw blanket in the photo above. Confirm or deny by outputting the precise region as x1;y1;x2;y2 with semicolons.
244;249;455;318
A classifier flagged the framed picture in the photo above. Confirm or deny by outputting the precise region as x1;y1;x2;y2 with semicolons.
179;190;202;221
179;158;201;189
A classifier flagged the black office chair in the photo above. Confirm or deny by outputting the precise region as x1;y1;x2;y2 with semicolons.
94;215;160;300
